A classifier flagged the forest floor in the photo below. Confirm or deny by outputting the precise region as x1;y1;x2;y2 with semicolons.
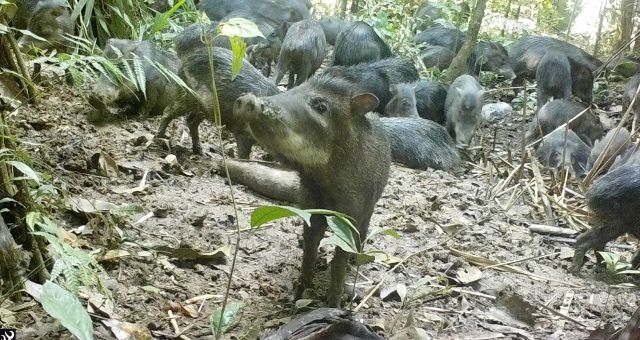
5;66;640;339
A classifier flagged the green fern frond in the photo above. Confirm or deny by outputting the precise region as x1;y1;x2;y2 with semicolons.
133;55;147;98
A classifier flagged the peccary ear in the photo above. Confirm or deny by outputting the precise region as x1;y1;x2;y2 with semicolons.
49;5;66;17
351;93;379;116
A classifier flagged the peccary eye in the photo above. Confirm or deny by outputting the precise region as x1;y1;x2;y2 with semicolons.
310;98;329;115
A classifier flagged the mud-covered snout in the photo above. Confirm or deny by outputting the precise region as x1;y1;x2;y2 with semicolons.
234;93;269;122
499;65;516;80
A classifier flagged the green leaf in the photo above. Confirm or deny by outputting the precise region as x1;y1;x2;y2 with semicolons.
295;299;313;309
148;0;185;36
355;253;375;265
210;302;243;336
618;270;640;275
251;205;311;228
217;17;264;39
133;55;146;99
320;234;358;254
40;281;93;340
229;35;247;80
25;211;41;231
305;209;354;222
381;228;401;239
326;216;359;251
7;160;40;183
367;226;401;242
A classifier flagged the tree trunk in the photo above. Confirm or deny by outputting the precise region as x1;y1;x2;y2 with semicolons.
447;0;488;83
554;0;569;31
593;0;607;56
350;0;359;13
617;0;636;51
634;0;640;52
565;0;581;35
340;0;348;16
501;0;512;37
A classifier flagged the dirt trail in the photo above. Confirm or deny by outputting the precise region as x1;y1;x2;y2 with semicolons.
11;82;640;339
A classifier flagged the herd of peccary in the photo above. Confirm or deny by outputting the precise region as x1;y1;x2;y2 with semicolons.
11;0;640;308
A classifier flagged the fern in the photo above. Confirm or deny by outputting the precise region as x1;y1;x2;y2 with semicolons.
132;55;147;98
31;213;107;297
50;259;66;281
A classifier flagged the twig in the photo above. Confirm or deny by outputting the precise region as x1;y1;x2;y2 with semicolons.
529;224;577;236
353;245;436;312
483;251;561;269
536;301;587;327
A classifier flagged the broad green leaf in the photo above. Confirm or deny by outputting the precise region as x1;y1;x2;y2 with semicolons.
326;216;359;251
229;35;247;80
251;205;311;228
355;253;375;265
217;17;264;39
40;281;93;340
211;302;243;336
37;216;60;235
295;299;313;309
320;234;358;254
26;211;40;230
7;160;40;183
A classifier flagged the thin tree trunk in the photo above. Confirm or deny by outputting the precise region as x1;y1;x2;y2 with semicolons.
593;0;607;56
633;0;640;52
617;0;636;51
340;0;348;16
565;0;581;35
350;0;359;13
501;0;512;37
447;0;488;83
554;0;569;31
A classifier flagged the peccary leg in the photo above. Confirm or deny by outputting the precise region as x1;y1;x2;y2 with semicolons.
156;101;184;138
235;134;254;159
295;64;312;87
328;248;348;307
186;111;204;155
631;249;640;268
297;215;327;299
218;158;302;204
287;72;295;90
571;227;614;273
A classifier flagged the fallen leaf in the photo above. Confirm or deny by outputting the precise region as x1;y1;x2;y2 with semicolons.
102;319;152;340
98;250;131;262
455;266;483;285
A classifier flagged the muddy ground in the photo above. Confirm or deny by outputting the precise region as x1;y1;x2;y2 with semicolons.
5;69;640;339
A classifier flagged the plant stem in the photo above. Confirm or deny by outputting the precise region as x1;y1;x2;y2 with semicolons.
204;38;243;340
